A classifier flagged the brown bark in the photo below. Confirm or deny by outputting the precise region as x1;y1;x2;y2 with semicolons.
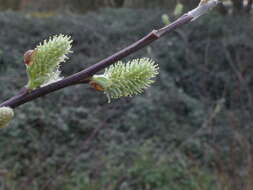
246;0;253;13
231;0;244;13
217;2;228;15
114;0;125;7
0;0;21;10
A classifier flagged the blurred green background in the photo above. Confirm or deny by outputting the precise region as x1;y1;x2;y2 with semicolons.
0;0;253;190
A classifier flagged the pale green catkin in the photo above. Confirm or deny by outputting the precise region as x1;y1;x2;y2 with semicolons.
0;107;14;128
26;34;73;89
91;58;159;102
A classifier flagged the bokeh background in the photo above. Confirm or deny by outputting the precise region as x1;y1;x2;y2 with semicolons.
0;0;253;189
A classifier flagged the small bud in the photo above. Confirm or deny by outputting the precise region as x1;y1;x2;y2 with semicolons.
174;2;184;16
0;107;14;128
89;81;105;91
24;50;34;66
90;58;159;102
161;14;171;25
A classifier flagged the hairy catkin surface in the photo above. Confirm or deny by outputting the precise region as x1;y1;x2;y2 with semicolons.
0;107;14;128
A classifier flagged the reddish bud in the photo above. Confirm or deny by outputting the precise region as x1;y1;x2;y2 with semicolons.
24;50;34;66
89;81;105;91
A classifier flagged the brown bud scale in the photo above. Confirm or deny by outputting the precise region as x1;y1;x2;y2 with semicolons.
24;50;34;66
89;81;105;91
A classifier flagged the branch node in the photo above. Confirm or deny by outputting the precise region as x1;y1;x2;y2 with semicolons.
188;0;220;21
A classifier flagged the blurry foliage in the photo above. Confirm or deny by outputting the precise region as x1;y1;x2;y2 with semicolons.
0;0;20;10
0;0;251;15
65;142;217;190
0;0;180;12
0;6;252;190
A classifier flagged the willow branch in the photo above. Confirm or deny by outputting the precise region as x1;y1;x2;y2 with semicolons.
0;0;219;109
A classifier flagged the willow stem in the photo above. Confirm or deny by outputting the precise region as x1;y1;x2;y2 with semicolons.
0;0;219;108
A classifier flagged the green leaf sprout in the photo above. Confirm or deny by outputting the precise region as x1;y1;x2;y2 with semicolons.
174;2;184;16
161;14;171;25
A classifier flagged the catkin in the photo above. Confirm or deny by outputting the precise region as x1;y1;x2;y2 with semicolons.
0;107;14;128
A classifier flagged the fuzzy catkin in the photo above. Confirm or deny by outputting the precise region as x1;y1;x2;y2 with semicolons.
0;107;14;128
91;58;159;102
26;34;73;89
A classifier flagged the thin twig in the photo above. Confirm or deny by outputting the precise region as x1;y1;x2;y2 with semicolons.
0;0;219;109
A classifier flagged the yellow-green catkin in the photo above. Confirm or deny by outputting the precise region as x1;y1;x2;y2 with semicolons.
0;107;14;128
174;2;184;16
26;34;73;89
161;14;171;25
90;58;159;102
